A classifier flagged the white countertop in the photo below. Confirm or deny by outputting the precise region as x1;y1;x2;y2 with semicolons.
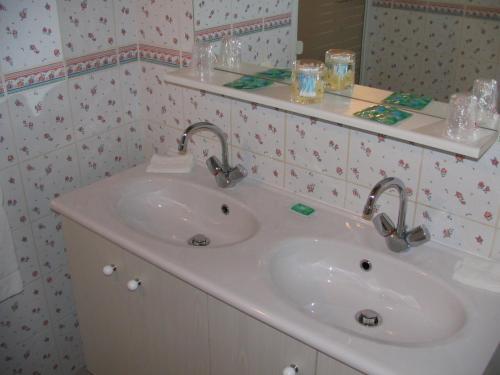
51;164;500;375
164;68;497;159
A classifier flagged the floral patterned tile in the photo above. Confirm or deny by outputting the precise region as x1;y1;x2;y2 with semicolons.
286;114;348;179
452;57;497;94
193;0;232;31
32;212;67;276
57;0;116;59
263;0;293;17
140;63;183;127
143;121;180;158
231;100;285;160
492;231;500;260
119;62;141;124
0;164;29;230
54;313;84;374
239;32;265;65
416;205;495;258
232;0;264;23
77;126;129;186
232;147;284;188
344;182;416;227
43;266;77;321
8;80;74;162
347;131;423;200
0;0;63;73
0;325;61;375
456;17;500;63
261;26;293;68
285;165;346;208
0;97;17;169
189;134;224;165
12;223;41;285
179;0;195;53
114;0;138;47
69;67;123;141
418;144;500;226
182;88;231;137
20;144;80;221
0;278;51;345
137;0;181;50
126;121;146;167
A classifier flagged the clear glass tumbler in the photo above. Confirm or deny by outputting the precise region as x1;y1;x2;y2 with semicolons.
446;93;478;141
219;35;242;69
473;78;499;130
193;41;217;80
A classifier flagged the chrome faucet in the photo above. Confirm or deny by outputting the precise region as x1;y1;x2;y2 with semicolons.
178;122;247;188
362;177;430;252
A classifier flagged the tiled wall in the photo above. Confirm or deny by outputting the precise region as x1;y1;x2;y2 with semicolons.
0;0;142;373
362;0;500;102
1;0;499;374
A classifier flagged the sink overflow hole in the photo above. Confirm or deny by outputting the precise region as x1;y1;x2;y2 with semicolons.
360;259;372;271
221;204;230;215
355;309;381;327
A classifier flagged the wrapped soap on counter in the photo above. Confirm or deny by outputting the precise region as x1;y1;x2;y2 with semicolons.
291;59;325;104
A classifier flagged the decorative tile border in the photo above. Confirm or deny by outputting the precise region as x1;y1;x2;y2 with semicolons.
264;12;292;31
195;24;232;43
392;0;427;12
373;0;499;19
232;19;263;37
427;2;464;16
138;44;181;67
465;5;500;21
67;49;118;78
0;82;4;97
4;62;66;94
181;52;192;68
119;45;139;64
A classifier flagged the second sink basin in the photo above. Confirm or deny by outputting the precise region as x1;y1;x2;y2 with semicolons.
270;238;467;346
116;178;259;247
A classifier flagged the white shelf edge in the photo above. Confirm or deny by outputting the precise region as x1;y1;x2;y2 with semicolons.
165;68;498;159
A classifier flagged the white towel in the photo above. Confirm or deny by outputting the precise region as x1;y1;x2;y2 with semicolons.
146;153;194;174
453;257;500;293
0;187;23;302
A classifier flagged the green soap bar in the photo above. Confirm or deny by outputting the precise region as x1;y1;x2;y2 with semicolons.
291;203;315;216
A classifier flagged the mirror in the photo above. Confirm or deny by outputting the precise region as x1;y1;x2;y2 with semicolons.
215;0;500;121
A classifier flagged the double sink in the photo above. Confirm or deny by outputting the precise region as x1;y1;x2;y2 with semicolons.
52;163;500;375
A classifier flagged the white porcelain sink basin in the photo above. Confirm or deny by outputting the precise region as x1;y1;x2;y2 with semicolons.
270;238;466;346
116;178;259;247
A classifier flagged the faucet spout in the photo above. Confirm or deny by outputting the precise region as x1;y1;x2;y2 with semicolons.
178;122;246;188
362;177;429;252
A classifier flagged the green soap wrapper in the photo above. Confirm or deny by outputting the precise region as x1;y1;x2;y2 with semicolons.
224;75;274;90
354;105;412;125
383;92;433;110
256;68;292;81
290;203;315;216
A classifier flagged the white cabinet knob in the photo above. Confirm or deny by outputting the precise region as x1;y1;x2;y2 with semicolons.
127;278;142;291
283;364;299;375
102;264;117;276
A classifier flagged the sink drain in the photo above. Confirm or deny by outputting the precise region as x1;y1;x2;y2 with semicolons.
355;309;381;327
188;234;211;247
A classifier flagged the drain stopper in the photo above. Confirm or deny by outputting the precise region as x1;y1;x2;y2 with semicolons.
356;309;381;327
188;234;211;247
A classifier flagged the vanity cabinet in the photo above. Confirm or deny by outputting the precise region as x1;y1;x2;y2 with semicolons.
64;219;363;375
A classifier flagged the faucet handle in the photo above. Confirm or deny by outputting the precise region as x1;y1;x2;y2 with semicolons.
206;156;223;176
405;225;430;247
373;213;396;237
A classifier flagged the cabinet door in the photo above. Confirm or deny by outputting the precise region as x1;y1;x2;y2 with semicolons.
64;219;131;375
208;296;317;375
123;251;210;375
316;352;364;375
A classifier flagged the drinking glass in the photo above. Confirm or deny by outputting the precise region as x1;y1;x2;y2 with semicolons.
219;35;242;69
446;93;478;141
193;41;217;80
473;78;499;130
